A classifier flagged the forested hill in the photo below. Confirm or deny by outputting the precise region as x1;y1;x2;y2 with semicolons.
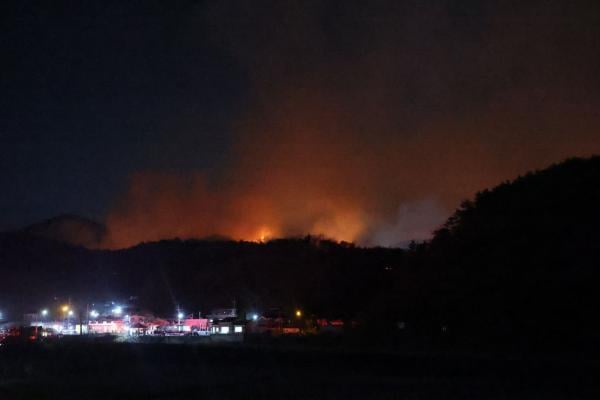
0;234;403;319
431;156;600;257
411;156;600;348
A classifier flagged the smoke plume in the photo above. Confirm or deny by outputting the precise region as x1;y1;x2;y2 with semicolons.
104;1;600;248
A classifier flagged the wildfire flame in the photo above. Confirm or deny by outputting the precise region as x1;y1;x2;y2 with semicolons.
256;226;272;243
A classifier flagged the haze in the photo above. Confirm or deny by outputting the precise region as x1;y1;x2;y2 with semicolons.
3;1;600;248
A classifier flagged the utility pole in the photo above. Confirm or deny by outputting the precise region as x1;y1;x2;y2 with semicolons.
85;303;89;335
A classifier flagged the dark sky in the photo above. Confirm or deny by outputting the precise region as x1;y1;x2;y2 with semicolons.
2;1;600;246
1;1;246;228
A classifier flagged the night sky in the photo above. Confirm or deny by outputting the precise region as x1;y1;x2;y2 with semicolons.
1;1;246;228
2;0;600;247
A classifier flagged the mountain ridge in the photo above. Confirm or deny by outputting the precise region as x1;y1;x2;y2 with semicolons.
18;214;108;248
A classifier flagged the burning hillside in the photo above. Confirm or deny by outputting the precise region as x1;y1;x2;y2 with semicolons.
101;2;600;249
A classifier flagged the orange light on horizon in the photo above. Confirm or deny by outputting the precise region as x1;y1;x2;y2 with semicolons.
256;226;273;243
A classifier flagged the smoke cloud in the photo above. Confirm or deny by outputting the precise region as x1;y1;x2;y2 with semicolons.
104;1;600;248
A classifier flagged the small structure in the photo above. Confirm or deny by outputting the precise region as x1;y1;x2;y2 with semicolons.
210;318;245;335
88;319;127;335
129;322;148;336
316;319;345;334
184;318;210;335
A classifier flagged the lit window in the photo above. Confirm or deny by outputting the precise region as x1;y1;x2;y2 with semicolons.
220;326;230;334
234;326;243;333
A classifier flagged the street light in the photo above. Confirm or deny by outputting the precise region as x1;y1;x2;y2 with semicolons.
295;310;302;318
68;310;74;317
176;311;184;333
89;310;99;319
112;306;122;316
41;309;49;317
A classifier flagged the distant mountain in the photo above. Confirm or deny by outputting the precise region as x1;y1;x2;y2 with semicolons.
21;214;107;248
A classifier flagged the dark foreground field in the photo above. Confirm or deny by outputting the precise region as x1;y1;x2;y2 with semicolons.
0;340;598;399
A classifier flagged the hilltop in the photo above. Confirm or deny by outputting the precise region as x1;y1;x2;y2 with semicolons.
414;156;600;349
21;214;107;248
